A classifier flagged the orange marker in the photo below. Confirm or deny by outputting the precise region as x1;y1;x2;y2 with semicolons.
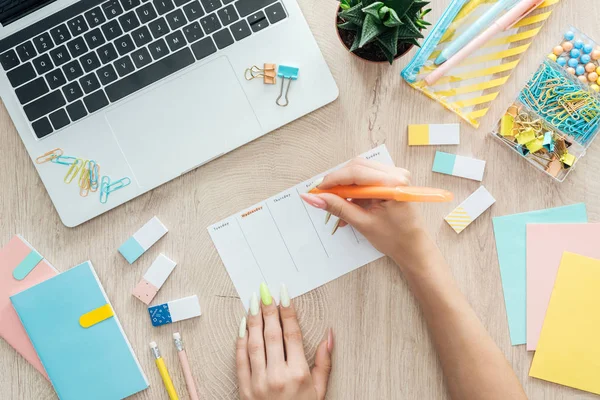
309;185;453;203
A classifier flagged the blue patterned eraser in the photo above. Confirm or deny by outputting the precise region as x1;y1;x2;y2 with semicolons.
148;303;172;327
147;295;201;327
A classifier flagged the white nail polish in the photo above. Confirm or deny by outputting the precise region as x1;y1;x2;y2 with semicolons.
250;292;259;316
324;212;331;225
331;219;341;235
307;177;324;192
280;284;290;308
239;317;247;338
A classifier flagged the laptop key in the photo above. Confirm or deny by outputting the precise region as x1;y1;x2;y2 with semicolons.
182;1;203;22
67;16;89;37
190;36;216;60
120;0;141;11
49;45;71;67
200;13;220;34
32;54;53;75
49;109;70;130
84;7;107;28
217;5;238;26
50;24;72;45
113;55;135;76
166;9;186;30
182;21;203;43
149;17;170;38
16;77;49;104
153;0;174;15
222;0;234;3
81;52;101;72
247;11;265;25
105;47;194;102
97;42;119;64
67;37;88;58
67;100;88;121
136;2;157;24
46;69;67;90
83;90;109;113
7;62;35;87
265;2;286;24
101;19;123;41
16;41;37;62
114;34;135;55
62;81;84;102
84;28;106;49
148;38;170;60
119;11;141;32
131;47;152;68
32;117;53;138
235;0;276;18
0;50;19;70
213;29;233;49
32;33;54;53
250;17;269;33
200;0;220;13
103;0;124;19
63;60;84;80
165;30;186;52
24;90;66;121
132;26;153;47
174;0;191;6
80;72;101;93
230;20;250;41
97;64;119;84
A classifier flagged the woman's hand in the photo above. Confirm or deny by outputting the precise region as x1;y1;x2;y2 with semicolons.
236;283;333;400
299;158;430;271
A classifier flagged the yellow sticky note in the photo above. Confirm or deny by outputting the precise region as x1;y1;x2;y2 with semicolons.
408;125;429;145
529;252;600;395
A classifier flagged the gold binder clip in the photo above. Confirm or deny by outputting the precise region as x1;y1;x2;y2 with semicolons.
244;64;276;84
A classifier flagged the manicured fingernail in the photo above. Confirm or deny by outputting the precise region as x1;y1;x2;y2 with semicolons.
327;328;334;354
250;292;259;316
260;282;272;306
331;219;341;235
300;193;327;209
239;317;247;338
324;212;331;225
307;177;324;192
280;283;290;308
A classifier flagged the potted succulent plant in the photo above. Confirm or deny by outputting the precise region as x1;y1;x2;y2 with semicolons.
337;0;431;64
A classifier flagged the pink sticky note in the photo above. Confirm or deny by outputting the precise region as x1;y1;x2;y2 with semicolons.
0;236;57;379
526;223;600;351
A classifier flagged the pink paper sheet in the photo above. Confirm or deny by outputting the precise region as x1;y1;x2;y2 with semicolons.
0;236;57;379
526;223;600;351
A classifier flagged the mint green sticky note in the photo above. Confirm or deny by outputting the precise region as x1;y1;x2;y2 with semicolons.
432;151;456;175
492;203;587;346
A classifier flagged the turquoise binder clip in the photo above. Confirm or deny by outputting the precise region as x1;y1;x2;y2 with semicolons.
276;65;299;107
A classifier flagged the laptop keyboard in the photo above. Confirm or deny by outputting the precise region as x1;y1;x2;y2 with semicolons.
0;0;287;139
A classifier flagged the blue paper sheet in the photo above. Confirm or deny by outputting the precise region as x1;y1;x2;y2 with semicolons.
492;203;587;345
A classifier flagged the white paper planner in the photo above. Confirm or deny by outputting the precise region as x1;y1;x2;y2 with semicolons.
208;145;393;308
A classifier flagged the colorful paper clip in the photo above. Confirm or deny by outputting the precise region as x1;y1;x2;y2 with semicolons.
64;159;84;184
52;155;77;165
36;148;63;164
245;63;276;84
276;65;299;107
107;177;131;193
100;176;111;204
89;161;100;192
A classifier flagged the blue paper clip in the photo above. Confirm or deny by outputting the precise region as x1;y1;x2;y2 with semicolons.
276;65;299;107
51;155;77;165
107;177;131;194
89;161;100;192
100;176;111;204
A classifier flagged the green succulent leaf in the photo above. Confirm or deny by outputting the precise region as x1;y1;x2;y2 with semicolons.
376;26;399;57
381;7;401;27
350;28;363;52
407;1;430;16
338;21;360;31
382;0;417;18
338;3;366;26
361;2;384;18
376;41;396;64
362;0;379;6
359;13;387;47
400;14;421;35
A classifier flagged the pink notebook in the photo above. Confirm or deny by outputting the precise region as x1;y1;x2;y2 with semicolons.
0;236;58;379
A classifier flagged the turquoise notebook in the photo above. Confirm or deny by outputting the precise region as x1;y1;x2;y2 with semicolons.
11;261;148;400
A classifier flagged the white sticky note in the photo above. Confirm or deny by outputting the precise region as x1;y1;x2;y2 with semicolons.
445;186;496;233
144;254;176;288
409;124;460;145
134;217;168;251
432;152;486;181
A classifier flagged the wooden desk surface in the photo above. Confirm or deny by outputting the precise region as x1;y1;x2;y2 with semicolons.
1;0;599;398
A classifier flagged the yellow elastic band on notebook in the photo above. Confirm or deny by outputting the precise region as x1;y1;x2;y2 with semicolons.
79;304;114;328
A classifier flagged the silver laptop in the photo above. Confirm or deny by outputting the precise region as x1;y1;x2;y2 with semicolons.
0;0;338;227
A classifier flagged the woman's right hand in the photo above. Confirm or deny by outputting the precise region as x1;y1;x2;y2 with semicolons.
299;158;431;271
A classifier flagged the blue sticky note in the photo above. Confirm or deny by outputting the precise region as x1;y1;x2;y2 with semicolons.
119;237;145;264
432;151;456;175
10;262;148;399
12;250;43;280
492;204;587;345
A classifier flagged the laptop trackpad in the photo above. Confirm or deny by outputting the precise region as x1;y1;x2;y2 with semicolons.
106;56;261;188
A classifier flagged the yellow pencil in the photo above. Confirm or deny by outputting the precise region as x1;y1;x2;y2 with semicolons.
150;341;179;400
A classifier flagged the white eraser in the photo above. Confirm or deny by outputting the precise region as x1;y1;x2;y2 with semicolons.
148;295;201;327
132;254;177;305
119;217;168;264
445;186;496;234
432;151;486;181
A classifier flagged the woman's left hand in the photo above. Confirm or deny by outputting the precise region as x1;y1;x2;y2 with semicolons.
236;283;333;400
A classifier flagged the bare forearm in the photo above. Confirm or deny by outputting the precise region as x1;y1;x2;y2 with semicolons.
393;232;526;400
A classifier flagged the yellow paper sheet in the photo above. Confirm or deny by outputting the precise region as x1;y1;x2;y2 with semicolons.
529;252;600;395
